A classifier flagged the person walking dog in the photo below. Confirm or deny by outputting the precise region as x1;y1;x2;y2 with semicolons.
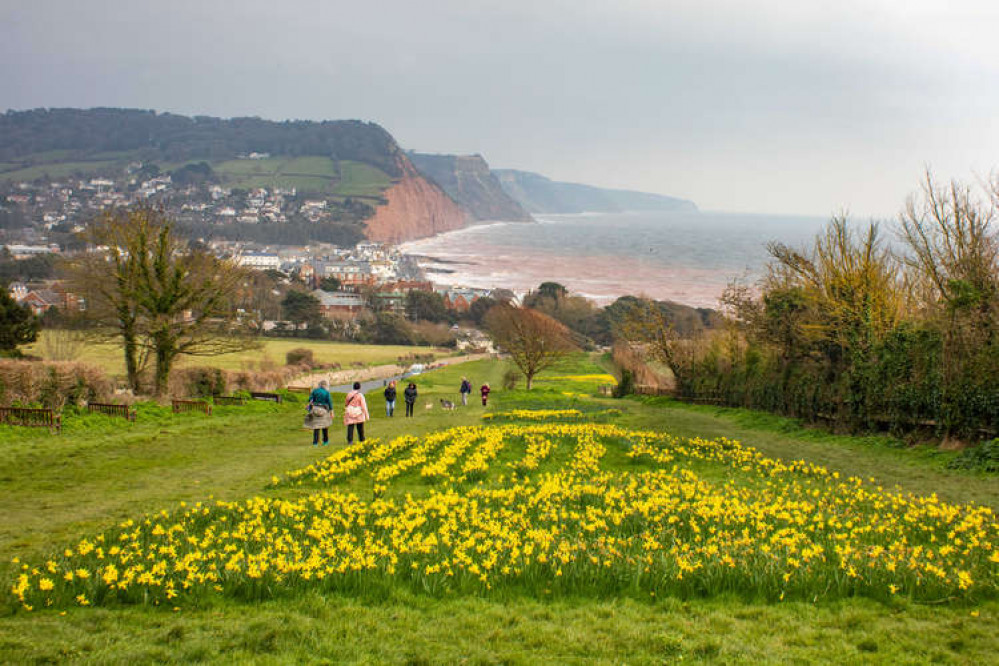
384;380;397;417
344;382;370;445
305;380;334;446
404;382;418;417
459;377;472;406
480;382;491;407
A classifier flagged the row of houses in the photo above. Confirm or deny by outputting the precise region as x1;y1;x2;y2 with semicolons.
7;281;84;315
312;283;492;320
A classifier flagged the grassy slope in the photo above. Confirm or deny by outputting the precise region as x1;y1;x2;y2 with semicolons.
24;332;448;377
332;160;393;198
0;354;996;664
212;157;391;197
1;151;392;200
0;161;122;183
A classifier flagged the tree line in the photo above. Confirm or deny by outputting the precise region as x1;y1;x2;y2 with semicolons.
0;108;403;177
623;173;999;441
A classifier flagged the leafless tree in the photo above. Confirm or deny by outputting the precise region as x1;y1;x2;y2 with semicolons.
484;305;577;389
899;171;999;326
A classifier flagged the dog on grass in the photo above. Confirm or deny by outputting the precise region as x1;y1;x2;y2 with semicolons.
440;399;456;411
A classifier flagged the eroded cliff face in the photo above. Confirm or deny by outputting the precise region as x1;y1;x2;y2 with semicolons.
365;155;469;244
409;152;533;222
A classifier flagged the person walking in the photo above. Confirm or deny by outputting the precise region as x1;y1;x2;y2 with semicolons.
459;377;472;406
404;382;418;417
384;380;397;417
344;382;370;445
305;380;334;446
480;382;491;407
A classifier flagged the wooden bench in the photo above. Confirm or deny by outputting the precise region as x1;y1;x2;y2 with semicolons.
250;391;283;404
213;396;245;406
171;400;212;415
86;402;137;422
285;386;311;394
0;407;61;433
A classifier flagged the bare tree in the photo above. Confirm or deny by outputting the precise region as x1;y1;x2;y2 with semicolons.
484;305;577;389
899;171;999;326
612;298;704;392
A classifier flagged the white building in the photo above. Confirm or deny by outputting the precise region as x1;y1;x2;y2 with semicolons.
237;252;281;270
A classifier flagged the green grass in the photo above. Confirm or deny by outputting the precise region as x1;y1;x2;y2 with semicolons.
1;353;996;663
211;157;392;196
332;160;394;198
0;161;121;183
24;332;449;378
620;397;999;510
209;156;336;193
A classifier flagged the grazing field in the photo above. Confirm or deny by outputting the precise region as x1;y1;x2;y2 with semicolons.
211;157;391;197
23;332;448;377
0;160;122;183
1;354;996;663
331;160;394;198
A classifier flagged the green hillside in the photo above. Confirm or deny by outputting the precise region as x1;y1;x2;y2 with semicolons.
1;352;996;662
0;108;405;181
0;151;394;199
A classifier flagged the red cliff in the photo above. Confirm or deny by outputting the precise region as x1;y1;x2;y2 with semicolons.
365;155;469;244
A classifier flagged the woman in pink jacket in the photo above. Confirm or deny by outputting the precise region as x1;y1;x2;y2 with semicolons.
343;381;370;445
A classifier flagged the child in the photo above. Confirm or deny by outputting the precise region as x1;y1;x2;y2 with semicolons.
480;382;491;407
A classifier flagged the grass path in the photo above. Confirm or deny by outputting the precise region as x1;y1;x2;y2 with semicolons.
0;360;507;567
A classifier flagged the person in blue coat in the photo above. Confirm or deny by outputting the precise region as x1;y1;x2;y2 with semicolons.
305;380;334;445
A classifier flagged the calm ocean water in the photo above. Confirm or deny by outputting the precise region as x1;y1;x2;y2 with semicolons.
400;211;829;308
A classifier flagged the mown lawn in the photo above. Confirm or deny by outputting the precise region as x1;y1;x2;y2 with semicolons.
0;353;996;664
24;332;448;377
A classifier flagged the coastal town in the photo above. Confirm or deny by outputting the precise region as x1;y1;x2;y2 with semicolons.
1;169;498;337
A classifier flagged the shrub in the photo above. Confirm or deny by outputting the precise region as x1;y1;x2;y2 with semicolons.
0;360;112;409
613;369;634;398
947;438;999;473
171;364;308;397
170;367;227;398
285;348;314;367
502;368;519;390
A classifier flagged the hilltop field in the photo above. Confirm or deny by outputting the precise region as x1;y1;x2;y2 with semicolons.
0;352;997;663
23;332;449;378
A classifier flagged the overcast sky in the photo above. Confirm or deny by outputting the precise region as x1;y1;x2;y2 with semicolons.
2;0;998;218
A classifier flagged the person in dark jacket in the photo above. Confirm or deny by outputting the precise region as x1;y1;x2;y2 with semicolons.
404;382;418;417
459;377;472;406
305;380;334;446
384;380;397;417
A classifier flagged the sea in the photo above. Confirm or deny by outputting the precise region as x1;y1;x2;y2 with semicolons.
399;210;829;309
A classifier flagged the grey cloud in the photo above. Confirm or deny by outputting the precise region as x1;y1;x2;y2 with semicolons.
2;0;998;217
